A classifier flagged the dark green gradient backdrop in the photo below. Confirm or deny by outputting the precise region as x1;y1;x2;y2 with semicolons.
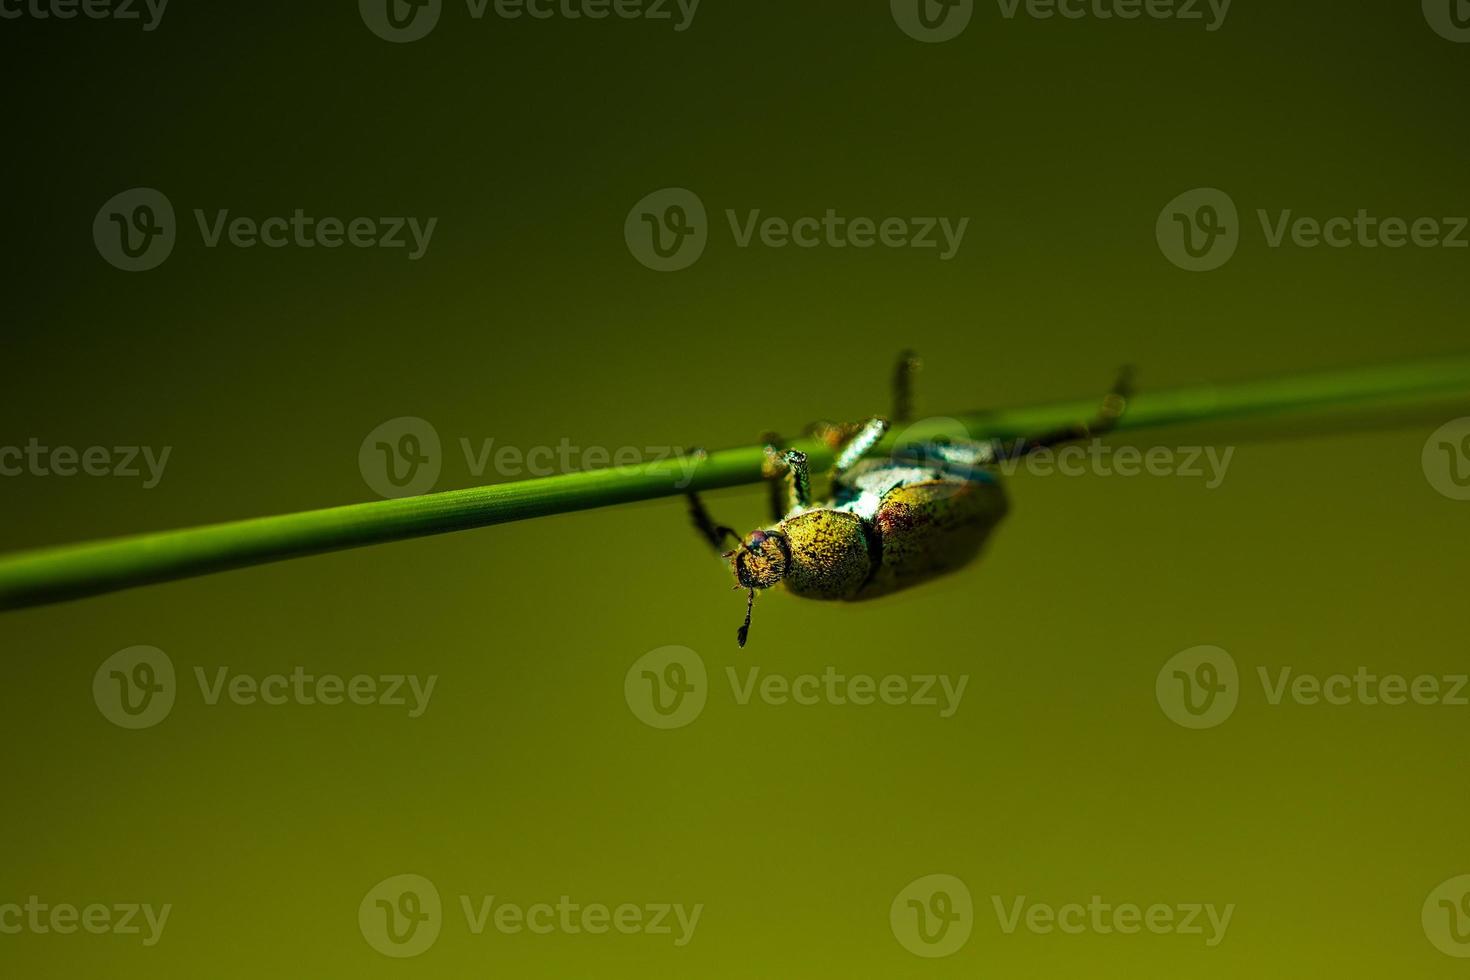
3;1;1469;976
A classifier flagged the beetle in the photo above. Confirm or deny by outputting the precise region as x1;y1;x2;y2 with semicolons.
687;352;1132;646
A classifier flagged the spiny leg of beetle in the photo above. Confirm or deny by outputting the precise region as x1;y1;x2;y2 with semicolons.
760;431;790;523
832;417;890;477
687;493;739;550
766;447;812;516
892;349;921;424
993;367;1134;461
683;449;739;551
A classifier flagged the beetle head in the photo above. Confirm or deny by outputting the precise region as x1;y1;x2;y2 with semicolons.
724;529;789;647
730;529;788;591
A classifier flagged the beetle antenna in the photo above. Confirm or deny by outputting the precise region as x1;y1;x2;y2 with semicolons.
736;588;756;648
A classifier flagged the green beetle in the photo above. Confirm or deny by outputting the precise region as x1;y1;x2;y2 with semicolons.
688;352;1132;646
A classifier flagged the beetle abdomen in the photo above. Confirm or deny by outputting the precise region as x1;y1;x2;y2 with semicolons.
857;478;1009;599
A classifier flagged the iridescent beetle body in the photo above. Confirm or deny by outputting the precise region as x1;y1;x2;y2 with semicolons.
688;352;1131;646
773;460;1008;602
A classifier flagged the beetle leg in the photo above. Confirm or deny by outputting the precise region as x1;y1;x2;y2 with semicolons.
893;349;922;424
832;417;891;476
767;447;812;515
993;367;1134;461
684;449;739;551
760;431;791;522
804;419;862;450
687;493;739;551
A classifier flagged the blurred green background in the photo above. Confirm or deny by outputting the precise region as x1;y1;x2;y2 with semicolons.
3;0;1469;975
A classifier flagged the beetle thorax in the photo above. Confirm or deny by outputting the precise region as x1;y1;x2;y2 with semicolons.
774;509;873;599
